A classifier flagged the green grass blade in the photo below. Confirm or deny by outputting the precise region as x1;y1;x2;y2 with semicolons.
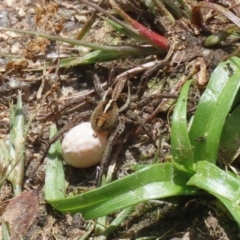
102;206;134;238
187;161;240;225
219;104;240;164
58;47;159;67
188;161;240;201
104;17;154;44
217;197;240;227
0;27;160;53
45;125;65;200
189;57;240;163
162;0;190;19
47;163;198;219
171;80;194;171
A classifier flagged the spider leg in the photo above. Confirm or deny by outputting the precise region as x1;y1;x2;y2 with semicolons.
97;120;125;186
93;74;106;98
125;110;158;149
118;80;131;112
130;93;177;109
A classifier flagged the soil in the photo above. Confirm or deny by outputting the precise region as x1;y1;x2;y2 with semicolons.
0;0;240;239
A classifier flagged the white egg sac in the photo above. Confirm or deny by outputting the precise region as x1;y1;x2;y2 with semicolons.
62;122;108;168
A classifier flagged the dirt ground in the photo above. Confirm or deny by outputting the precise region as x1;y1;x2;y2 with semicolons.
0;0;240;239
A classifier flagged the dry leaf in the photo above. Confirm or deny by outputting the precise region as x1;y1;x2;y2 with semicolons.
3;191;38;240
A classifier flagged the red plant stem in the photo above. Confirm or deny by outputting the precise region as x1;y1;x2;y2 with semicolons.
109;0;169;50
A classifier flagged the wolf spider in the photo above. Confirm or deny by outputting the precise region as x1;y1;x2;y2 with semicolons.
39;74;176;185
89;74;177;185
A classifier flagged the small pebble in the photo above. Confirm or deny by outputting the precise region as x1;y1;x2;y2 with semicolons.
74;15;87;23
0;9;10;27
11;43;20;54
23;0;31;6
18;8;26;17
5;0;16;7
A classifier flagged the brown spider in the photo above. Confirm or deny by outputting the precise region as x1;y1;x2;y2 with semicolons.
89;74;177;185
37;73;177;185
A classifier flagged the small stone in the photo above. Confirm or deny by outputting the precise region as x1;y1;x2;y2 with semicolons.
0;9;10;27
23;0;31;6
5;0;16;7
11;43;20;54
74;15;87;23
18;8;26;17
27;8;35;14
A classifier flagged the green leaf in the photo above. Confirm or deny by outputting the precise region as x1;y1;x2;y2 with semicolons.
47;163;198;219
45;125;65;200
189;57;240;164
219;103;240;164
187;161;240;225
171;80;194;170
218;196;240;227
188;161;240;201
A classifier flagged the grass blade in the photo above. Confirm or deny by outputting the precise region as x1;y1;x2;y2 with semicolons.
217;197;240;227
101;206;134;238
45;125;65;200
187;161;240;225
188;161;240;202
109;0;169;50
0;27;160;53
189;57;240;163
219;104;240;164
47;163;197;219
171;80;194;171
104;17;152;44
58;47;161;67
